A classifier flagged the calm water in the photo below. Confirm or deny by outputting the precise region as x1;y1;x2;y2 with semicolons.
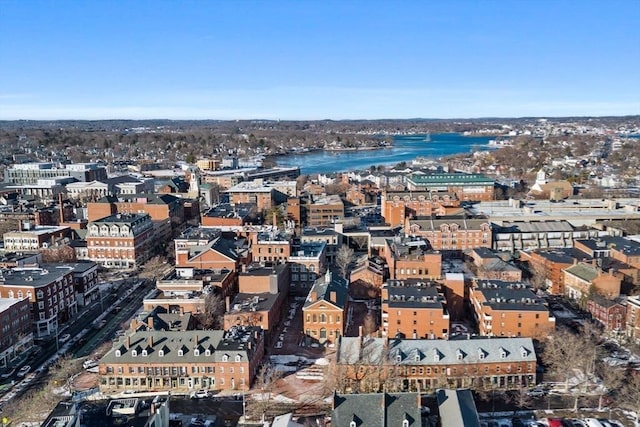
275;133;493;175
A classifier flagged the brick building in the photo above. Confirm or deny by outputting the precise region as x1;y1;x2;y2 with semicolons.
406;173;495;202
289;241;327;296
381;190;460;227
86;213;154;269
626;295;640;343
406;218;492;255
174;227;247;271
250;231;291;263
0;265;77;337
563;262;622;305
303;271;348;346
586;295;626;332
381;237;442;280
519;248;585;295
470;279;555;340
381;279;449;339
307;194;344;228
0;297;33;369
98;327;264;393
470;248;522;282
336;336;537;392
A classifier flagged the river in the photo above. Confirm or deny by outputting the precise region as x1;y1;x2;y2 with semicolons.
274;133;493;175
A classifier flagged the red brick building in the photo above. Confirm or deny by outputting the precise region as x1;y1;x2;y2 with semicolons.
0;297;33;369
381;190;459;227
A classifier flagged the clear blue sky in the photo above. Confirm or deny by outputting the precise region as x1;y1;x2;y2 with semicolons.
1;0;638;120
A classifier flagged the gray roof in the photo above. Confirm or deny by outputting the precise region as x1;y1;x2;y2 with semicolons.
2;265;72;288
564;263;599;282
337;336;536;366
494;220;575;233
303;271;348;310
384;279;445;309
332;392;421;427
436;388;480;427
100;328;262;365
474;280;547;312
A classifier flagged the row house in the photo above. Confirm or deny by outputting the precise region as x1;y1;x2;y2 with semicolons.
405;173;495;202
349;257;385;289
586;295;626;332
493;221;601;252
0;297;33;369
0;265;77;337
626;295;640;343
200;203;255;228
406;218;492;255
303;271;348;346
289;241;327;296
2;225;71;252
470;279;555;340
336;336;537;393
98;327;264;394
87;193;185;230
66;261;99;308
381;190;459;227
381;237;442;280
381;279;449;339
563;261;622;305
250;231;291;263
86;213;154;269
605;236;640;268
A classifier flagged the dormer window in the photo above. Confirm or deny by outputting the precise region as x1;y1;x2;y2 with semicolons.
520;346;529;358
132;350;138;357
142;349;148;357
194;349;200;356
223;354;229;362
350;422;356;427
158;349;164;357
395;354;402;363
433;349;440;362
402;420;409;427
115;350;121;357
478;349;486;360
235;354;242;362
456;349;464;360
414;353;420;362
205;349;211;356
178;349;184;357
499;348;507;359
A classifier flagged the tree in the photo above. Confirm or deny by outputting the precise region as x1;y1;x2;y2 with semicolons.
139;255;168;280
199;291;226;329
335;245;354;279
247;362;283;421
618;371;640;423
362;310;377;336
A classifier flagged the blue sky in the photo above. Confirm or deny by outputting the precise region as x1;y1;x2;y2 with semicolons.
1;0;638;120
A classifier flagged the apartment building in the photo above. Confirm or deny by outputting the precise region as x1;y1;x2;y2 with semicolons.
406;217;492;255
0;297;33;369
470;247;522;282
626;295;640;343
381;279;449;339
303;271;348;346
0;265;77;337
381;237;442;280
381;190;460;227
563;262;622;304
289;241;327;296
519;248;585;295
307;194;344;228
337;336;537;392
586;295;626;332
174;227;247;271
3;225;71;252
250;231;291;263
470;280;555;340
98;327;264;393
86;213;154;269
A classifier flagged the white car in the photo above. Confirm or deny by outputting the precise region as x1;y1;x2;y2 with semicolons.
17;365;31;377
59;333;71;343
190;389;209;399
526;387;546;397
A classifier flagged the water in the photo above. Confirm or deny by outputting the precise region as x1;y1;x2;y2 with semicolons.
274;133;493;175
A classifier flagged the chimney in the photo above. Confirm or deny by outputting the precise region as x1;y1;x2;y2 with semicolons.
126;335;131;349
226;296;231;312
272;211;277;227
195;334;199;347
148;317;154;329
358;325;363;337
148;335;154;347
330;291;337;303
179;306;184;317
58;193;65;224
311;291;317;302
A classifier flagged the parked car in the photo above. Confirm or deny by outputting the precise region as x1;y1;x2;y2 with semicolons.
59;333;71;343
17;365;31;377
526;387;546;397
190;389;209;399
583;419;605;427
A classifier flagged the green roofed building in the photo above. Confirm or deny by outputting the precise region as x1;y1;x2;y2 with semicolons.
406;172;495;201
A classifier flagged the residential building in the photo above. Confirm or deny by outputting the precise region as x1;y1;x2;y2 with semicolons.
174;227;247;271
289;241;327;296
201;203;256;227
519;248;586;295
251;231;291;263
469;248;522;282
4;162;107;186
86;213;154;269
563;261;622;304
470;279;555;339
381;279;449;339
0;265;77;337
300;227;342;264
331;392;421;427
626;295;640;343
436;389;481;427
381;237;441;280
303;271;348;346
0;297;33;369
63;261;99;308
381;190;460;227
98;327;264;393
2;225;71;252
406;217;492;255
336;336;537;392
586;295;626;332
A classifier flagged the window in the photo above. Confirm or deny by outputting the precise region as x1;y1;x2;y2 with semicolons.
223;354;229;361
158;349;164;357
131;350;137;357
402;420;409;427
235;354;241;362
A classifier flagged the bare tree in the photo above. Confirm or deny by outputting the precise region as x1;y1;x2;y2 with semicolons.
362;311;377;336
139;255;168;280
618;372;640;423
247;362;283;422
335;245;354;279
199;292;226;329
